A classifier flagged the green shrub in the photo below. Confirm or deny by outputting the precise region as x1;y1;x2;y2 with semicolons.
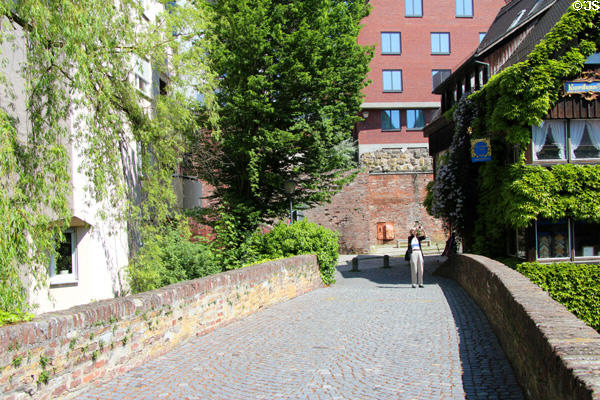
252;221;339;285
516;262;600;332
127;223;221;293
0;310;34;327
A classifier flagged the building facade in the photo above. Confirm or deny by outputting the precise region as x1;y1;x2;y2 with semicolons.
1;1;168;313
306;0;506;252
424;0;600;262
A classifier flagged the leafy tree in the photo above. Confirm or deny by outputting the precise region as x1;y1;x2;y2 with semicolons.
192;0;373;237
0;0;210;319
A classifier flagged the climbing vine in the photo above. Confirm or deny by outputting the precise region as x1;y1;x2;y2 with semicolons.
0;0;213;320
427;5;600;256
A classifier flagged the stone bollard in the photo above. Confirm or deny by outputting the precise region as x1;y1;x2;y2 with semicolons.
351;257;360;272
383;255;390;268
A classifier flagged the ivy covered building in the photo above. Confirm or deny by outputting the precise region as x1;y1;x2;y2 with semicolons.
424;0;600;262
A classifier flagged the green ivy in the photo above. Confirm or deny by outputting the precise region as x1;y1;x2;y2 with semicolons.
516;262;600;332
427;6;600;256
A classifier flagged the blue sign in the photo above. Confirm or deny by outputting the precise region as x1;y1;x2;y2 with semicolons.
471;139;492;163
564;81;600;94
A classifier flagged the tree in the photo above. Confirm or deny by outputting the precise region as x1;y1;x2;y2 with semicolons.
0;0;209;320
192;0;373;235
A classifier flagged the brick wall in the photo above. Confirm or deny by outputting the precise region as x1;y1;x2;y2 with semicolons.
304;172;445;253
436;254;600;400
0;255;322;400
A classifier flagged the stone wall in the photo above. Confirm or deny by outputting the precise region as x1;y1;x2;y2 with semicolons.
360;148;433;173
0;255;322;400
304;171;445;253
436;254;600;400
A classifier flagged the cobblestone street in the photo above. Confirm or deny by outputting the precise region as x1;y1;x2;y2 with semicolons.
80;255;524;400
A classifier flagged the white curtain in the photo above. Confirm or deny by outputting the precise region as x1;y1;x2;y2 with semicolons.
549;120;566;159
532;121;548;160
570;120;586;159
588;120;600;152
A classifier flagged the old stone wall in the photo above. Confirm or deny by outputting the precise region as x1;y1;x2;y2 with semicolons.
304;171;445;253
0;255;322;400
360;148;433;173
436;254;600;400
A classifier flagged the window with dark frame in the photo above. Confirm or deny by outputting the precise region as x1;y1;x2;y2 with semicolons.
381;110;401;131
382;70;402;92
405;0;422;17
406;109;425;129
479;32;487;43
381;32;401;55
432;69;451;90
456;0;473;17
49;228;78;284
431;32;450;54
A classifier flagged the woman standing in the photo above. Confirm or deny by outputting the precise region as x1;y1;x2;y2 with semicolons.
407;226;426;288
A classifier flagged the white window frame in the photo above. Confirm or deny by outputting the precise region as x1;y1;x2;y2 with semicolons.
49;228;78;285
532;119;600;162
132;55;152;97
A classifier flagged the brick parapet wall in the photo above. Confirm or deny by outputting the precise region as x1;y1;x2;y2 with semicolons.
0;255;322;400
304;172;445;253
436;254;600;400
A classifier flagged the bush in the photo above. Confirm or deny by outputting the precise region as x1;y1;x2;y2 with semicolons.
516;262;600;332
251;220;339;285
127;224;221;294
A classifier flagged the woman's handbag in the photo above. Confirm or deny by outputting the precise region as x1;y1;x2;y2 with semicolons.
404;248;411;261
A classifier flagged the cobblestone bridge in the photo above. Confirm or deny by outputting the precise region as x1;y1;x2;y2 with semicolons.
80;255;524;400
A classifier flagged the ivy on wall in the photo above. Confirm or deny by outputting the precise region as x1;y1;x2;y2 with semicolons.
426;5;600;256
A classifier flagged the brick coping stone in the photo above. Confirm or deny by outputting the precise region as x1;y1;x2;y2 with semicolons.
0;254;322;400
436;254;600;400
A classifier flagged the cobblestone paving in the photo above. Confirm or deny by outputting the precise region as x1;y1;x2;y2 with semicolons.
80;256;524;400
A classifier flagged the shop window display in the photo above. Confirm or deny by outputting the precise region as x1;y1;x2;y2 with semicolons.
573;221;600;257
536;219;570;259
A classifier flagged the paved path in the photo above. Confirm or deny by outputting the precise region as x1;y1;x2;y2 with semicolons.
80;255;524;400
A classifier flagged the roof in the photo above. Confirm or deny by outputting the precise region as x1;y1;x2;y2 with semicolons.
476;0;558;58
499;0;572;68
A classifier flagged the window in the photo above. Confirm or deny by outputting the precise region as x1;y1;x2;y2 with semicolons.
133;55;152;96
381;110;401;131
573;221;600;258
479;32;487;43
49;229;78;285
381;32;401;55
405;0;422;17
536;219;570;260
432;69;451;90
532;120;566;161
431;33;450;54
456;0;473;17
382;70;402;92
532;120;600;161
570;120;600;160
406;109;425;129
508;9;526;31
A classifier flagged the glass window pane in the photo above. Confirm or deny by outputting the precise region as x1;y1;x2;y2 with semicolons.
391;33;401;53
574;221;600;257
406;0;422;16
457;0;473;16
382;33;391;54
407;109;425;129
431;34;439;53
571;120;600;160
432;33;449;54
479;32;486;43
432;69;451;90
537;219;570;259
532;120;566;160
382;110;400;130
383;70;402;91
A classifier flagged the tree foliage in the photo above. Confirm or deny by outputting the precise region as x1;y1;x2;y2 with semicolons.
192;0;373;236
0;0;211;319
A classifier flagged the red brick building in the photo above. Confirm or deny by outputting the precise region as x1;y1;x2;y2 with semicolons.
306;0;507;253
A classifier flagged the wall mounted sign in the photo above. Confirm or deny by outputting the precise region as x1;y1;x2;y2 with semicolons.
564;81;600;94
471;139;491;163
